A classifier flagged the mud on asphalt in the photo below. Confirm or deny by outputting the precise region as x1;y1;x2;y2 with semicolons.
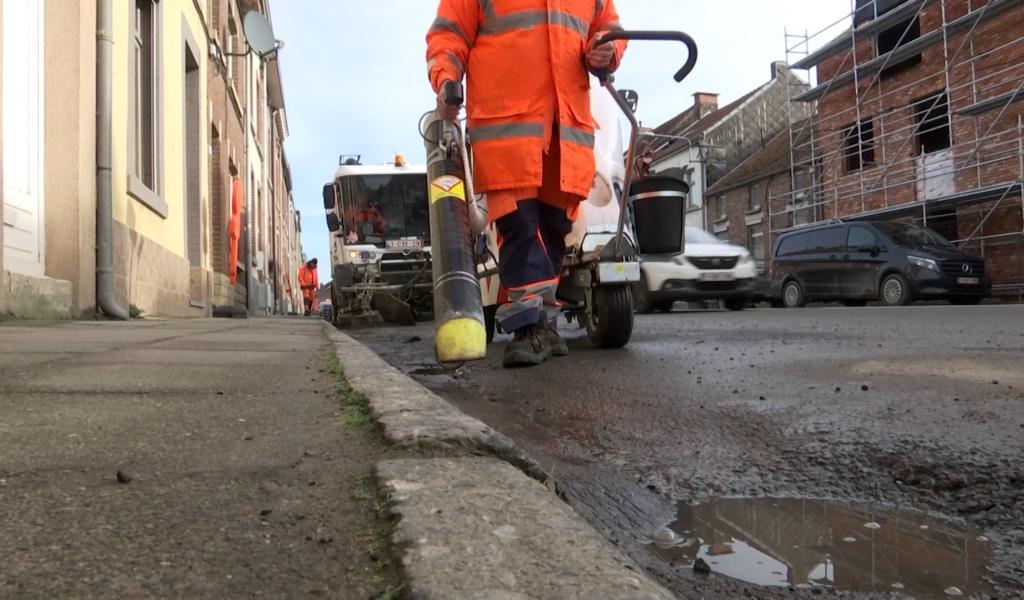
352;305;1024;599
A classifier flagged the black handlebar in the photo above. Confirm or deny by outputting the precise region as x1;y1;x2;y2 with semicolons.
441;80;464;106
597;30;698;83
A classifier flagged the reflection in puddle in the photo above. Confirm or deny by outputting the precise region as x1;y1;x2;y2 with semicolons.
647;498;994;596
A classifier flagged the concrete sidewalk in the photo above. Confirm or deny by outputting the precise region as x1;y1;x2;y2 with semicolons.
0;318;402;598
1;318;677;599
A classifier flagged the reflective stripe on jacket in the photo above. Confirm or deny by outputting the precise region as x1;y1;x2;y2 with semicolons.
426;0;625;204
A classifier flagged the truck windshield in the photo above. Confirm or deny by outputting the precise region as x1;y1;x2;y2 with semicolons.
338;174;429;246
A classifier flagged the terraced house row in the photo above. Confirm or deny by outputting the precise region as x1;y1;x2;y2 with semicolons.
1;0;303;319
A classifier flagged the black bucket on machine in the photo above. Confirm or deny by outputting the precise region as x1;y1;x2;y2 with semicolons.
628;175;690;255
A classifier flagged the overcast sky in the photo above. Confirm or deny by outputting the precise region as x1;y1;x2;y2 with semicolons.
272;0;852;275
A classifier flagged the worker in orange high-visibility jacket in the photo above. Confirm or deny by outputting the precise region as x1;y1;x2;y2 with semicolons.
298;258;319;317
427;0;626;368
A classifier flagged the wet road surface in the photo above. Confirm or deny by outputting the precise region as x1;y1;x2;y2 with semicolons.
352;304;1024;598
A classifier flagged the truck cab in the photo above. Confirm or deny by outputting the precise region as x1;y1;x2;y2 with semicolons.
323;157;433;318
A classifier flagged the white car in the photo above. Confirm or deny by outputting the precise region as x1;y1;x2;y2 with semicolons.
634;226;758;312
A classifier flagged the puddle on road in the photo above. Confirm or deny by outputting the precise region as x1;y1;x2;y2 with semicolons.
647;497;995;596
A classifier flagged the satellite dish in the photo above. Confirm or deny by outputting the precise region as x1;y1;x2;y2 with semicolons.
242;11;278;58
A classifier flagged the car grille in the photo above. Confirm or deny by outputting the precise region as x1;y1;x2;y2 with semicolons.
689;256;738;270
941;260;985;276
695;281;739;292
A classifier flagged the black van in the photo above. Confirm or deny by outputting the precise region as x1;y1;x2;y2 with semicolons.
768;221;991;307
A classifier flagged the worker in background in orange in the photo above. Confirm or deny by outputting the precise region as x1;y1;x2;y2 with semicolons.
298;258;319;317
427;0;626;368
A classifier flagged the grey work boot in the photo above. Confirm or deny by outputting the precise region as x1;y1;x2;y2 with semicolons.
540;319;569;357
503;323;553;368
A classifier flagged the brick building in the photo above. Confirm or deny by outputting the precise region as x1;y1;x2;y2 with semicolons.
649;62;811;230
706;130;819;273
781;0;1024;297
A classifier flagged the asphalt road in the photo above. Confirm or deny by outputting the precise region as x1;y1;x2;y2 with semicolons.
353;304;1024;599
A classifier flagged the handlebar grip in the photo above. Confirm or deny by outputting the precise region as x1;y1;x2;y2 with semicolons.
597;30;698;83
441;80;464;106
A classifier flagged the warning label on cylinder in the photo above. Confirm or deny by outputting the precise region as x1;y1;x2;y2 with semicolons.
430;176;466;204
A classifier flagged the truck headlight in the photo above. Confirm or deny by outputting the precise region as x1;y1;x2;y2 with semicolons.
908;255;940;272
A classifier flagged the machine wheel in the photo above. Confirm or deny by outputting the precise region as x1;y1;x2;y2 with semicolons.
841;299;868;307
724;298;749;311
880;274;911;306
782;281;806;308
632;274;654;314
483;305;498;343
586;285;634;349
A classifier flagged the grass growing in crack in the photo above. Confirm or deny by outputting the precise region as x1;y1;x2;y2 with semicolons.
327;350;373;431
376;585;404;600
353;475;371;501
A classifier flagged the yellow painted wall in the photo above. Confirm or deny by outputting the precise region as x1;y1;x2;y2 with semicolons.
110;0;207;262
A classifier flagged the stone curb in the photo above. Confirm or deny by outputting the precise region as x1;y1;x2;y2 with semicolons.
378;457;674;600
322;322;676;599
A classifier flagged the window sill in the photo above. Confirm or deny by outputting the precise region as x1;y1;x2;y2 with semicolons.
128;176;168;218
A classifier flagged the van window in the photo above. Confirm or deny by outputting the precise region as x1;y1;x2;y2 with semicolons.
808;227;846;252
775;233;809;257
847;226;876;249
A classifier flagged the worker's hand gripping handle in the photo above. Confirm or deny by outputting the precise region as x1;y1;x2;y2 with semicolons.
593;30;698;84
441;80;464;107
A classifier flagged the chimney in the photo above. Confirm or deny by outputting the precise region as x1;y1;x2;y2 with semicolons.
692;92;719;118
771;61;789;80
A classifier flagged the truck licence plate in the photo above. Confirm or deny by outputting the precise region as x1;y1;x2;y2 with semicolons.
700;272;735;282
957;276;979;285
386;239;423;250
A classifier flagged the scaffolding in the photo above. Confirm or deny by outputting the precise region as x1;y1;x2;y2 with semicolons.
774;0;1024;296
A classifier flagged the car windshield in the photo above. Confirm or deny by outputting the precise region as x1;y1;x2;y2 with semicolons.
876;223;955;248
338;174;429;247
685;226;722;245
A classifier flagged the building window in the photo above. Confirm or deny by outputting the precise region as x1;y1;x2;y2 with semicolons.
748;183;763;212
716;195;726;220
854;0;910;25
129;0;165;216
913;92;951;155
877;17;922;76
747;225;765;264
843;119;876;173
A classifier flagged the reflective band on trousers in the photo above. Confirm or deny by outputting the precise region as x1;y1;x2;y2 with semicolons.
430;16;472;46
479;10;589;37
468;122;545;142
560;125;595;147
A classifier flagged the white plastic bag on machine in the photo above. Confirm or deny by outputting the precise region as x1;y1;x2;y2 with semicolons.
566;84;627;250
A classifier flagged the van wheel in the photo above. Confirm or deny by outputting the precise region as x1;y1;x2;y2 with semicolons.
880;274;911;306
782;281;806;308
632;274;654;314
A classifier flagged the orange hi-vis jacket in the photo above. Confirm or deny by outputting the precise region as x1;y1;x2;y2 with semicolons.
427;0;626;221
298;264;318;301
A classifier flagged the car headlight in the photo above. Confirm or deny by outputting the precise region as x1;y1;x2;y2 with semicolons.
672;255;690;266
908;255;940;272
738;253;754;265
